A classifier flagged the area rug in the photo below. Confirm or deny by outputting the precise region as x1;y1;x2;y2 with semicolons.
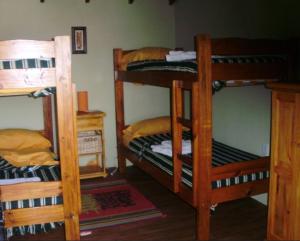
79;179;164;231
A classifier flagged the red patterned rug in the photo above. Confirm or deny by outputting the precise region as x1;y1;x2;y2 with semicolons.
79;179;164;231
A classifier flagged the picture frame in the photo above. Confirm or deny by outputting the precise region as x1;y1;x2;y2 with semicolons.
71;26;87;54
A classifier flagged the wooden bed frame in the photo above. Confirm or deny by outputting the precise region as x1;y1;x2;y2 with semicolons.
0;36;81;240
114;34;296;240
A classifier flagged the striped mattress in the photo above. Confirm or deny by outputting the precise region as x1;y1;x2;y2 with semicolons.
127;131;269;189
0;158;62;239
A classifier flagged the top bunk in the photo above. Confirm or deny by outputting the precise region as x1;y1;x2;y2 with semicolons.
114;34;296;89
0;37;68;96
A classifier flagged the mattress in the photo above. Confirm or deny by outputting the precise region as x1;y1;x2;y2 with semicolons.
127;131;269;189
0;157;62;239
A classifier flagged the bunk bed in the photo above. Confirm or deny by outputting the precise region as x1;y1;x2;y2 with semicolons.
0;36;81;240
113;34;296;240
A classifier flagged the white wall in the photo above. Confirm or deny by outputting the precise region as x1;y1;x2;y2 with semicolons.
0;0;175;167
174;0;293;205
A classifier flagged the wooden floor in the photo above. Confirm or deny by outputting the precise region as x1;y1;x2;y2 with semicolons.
11;166;267;241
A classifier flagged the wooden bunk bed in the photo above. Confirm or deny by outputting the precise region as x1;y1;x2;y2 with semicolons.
0;36;80;240
114;34;296;240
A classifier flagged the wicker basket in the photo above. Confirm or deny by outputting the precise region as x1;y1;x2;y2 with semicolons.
78;131;102;154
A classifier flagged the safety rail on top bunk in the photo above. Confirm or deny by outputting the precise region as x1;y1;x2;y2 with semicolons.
207;35;296;81
114;34;296;89
0;39;57;95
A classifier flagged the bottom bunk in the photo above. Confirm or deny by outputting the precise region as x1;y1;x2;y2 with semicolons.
120;125;269;206
0;157;63;240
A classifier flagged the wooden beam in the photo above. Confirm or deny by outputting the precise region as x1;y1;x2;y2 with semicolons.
55;36;81;240
4;205;64;228
0;69;56;89
0;182;62;202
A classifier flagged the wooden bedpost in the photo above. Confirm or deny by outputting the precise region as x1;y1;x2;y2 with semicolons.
42;95;54;148
195;34;213;241
171;80;183;193
54;36;80;240
114;48;126;173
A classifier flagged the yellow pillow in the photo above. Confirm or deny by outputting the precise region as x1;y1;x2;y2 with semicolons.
0;129;51;151
0;149;58;167
122;116;171;146
120;47;170;70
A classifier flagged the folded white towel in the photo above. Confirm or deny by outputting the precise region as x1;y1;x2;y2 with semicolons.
0;177;41;185
168;51;195;56
151;140;191;157
151;145;173;157
166;51;196;62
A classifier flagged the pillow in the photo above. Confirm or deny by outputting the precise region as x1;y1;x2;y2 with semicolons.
0;129;51;151
0;149;58;167
120;47;170;70
122;116;171;146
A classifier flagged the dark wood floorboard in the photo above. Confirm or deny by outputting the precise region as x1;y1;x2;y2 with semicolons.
11;166;267;241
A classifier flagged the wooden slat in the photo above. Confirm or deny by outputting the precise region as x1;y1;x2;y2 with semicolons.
43;95;54;148
114;49;127;173
0;181;62;201
191;81;200;206
0;87;50;96
212;157;269;181
55;36;80;241
195;34;213;241
267;82;300;93
212;63;287;81
212;179;269;204
176;156;269;181
72;84;82;215
4;205;64;228
211;38;291;56
0;68;56;89
0;40;54;59
172;80;183;193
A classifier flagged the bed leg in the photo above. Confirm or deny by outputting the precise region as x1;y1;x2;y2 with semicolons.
196;205;210;240
117;152;126;174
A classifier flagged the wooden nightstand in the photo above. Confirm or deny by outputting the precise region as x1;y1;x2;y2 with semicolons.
76;111;107;179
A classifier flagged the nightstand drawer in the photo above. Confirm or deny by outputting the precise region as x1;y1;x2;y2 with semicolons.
77;116;103;131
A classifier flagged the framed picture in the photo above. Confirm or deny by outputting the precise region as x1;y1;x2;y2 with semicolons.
71;26;87;54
